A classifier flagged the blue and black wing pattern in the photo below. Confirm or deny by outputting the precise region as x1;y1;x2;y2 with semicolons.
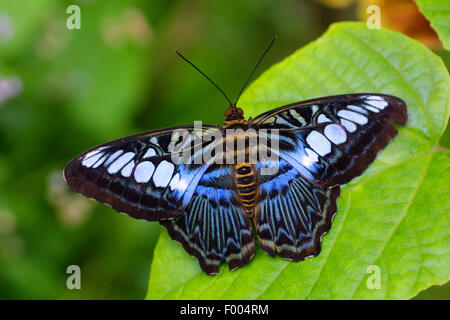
253;94;406;259
256;159;340;260
64;125;218;221
255;94;407;186
161;164;255;274
64;92;408;274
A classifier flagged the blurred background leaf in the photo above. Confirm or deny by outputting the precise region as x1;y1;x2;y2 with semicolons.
0;0;448;299
414;0;450;50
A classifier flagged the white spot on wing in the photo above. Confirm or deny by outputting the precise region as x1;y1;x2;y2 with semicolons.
82;152;103;168
83;146;107;160
367;95;383;100
338;110;368;125
317;114;331;124
366;96;388;109
324;124;347;145
169;173;180;191
150;137;159;145
143;148;156;159
305;148;318;161
92;155;106;168
306;131;331;156
121;161;134;177
347;105;368;114
153;160;175;187
177;179;188;192
362;104;380;113
107;152;135;174
134;161;155;183
302;148;319;168
340;119;357;133
104;150;124;166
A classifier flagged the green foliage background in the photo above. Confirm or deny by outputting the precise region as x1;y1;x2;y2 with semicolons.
0;0;448;299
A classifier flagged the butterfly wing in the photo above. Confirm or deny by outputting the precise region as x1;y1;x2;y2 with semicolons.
64;125;219;221
253;93;406;259
161;164;255;274
256;159;340;260
254;94;407;186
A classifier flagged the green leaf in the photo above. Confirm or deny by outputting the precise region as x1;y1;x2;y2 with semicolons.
415;0;450;50
146;22;450;299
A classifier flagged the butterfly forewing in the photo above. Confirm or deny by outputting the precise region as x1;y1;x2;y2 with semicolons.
64;125;219;221
255;94;407;186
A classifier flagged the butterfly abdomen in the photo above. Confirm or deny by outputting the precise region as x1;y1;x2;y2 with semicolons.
233;163;259;216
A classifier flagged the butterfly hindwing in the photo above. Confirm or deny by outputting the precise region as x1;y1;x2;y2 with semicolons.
256;159;340;260
255;94;407;186
64;125;218;221
161;164;255;274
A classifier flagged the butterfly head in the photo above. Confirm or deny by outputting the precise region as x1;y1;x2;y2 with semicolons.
224;104;244;122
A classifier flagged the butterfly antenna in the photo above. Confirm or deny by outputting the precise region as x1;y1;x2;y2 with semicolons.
174;50;233;105
234;35;277;105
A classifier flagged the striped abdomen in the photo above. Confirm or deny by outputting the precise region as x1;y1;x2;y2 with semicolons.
233;164;259;216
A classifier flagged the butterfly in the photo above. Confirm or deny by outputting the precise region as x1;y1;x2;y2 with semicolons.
64;37;407;275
